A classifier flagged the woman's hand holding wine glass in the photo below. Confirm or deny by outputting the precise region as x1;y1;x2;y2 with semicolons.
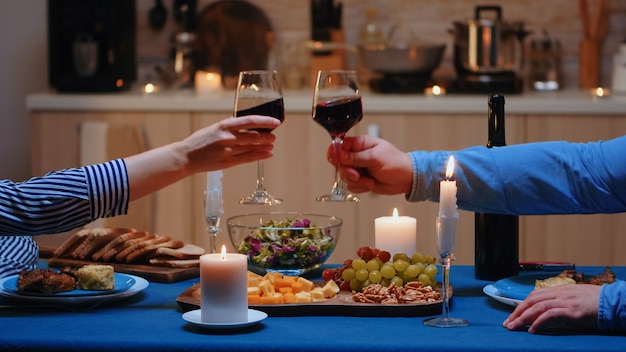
312;70;363;202
234;70;285;205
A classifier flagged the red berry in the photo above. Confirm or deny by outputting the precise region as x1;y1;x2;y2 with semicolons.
357;246;374;261
339;279;351;291
376;250;391;263
322;268;336;282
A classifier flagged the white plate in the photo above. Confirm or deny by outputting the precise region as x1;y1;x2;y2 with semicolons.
483;284;522;307
183;309;268;329
0;274;148;308
2;273;135;297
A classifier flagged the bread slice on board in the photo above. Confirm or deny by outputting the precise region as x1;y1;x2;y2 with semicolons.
75;227;133;260
154;244;205;259
53;228;93;258
92;230;148;262
125;239;184;264
114;234;171;263
149;258;201;268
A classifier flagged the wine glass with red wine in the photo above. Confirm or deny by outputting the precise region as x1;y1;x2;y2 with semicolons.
234;70;285;205
312;70;363;202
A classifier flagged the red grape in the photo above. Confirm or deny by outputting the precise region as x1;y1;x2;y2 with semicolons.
322;268;336;282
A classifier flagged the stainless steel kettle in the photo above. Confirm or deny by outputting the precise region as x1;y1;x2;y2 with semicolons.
451;6;529;76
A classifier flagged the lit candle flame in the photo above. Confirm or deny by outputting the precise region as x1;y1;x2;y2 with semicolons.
220;244;227;260
432;85;441;95
445;156;455;180
595;87;605;97
144;83;155;94
392;208;399;222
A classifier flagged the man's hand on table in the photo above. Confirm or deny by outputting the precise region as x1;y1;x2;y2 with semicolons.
503;284;601;333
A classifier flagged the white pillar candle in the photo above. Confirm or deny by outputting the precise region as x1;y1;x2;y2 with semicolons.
200;245;248;323
374;208;417;255
438;156;458;256
195;70;222;95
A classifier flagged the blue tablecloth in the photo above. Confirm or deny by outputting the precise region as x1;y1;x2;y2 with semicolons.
1;265;624;352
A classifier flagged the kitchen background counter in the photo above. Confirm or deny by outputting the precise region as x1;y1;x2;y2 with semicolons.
27;88;626;268
26;88;626;115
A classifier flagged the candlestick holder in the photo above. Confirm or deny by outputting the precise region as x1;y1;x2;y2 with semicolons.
204;190;223;254
423;216;468;328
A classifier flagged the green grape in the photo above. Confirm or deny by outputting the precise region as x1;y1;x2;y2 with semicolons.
393;259;410;272
404;264;421;278
361;279;371;288
380;277;391;287
398;271;412;284
411;252;425;264
341;267;356;281
349;278;362;291
368;270;382;283
415;262;425;275
355;268;369;281
418;273;431;285
352;258;367;270
392;252;410;262
380;263;396;279
424;254;436;265
424;264;438;278
366;259;380;272
390;276;404;287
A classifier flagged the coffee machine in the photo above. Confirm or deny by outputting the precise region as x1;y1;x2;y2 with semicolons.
48;0;136;93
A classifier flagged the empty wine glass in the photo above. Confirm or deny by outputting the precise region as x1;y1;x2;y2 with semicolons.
234;70;285;205
312;70;363;202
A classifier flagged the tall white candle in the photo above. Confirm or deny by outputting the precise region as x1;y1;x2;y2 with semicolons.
374;208;417;255
200;245;248;323
438;156;458;256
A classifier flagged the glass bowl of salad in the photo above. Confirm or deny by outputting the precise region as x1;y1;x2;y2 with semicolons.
227;212;342;276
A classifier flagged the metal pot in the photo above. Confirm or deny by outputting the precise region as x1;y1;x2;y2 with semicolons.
451;5;529;76
357;42;446;75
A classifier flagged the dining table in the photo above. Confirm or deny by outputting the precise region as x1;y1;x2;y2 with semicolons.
1;263;624;352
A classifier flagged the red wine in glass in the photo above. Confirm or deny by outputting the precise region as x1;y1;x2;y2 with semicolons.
312;69;363;203
235;98;285;133
313;97;363;138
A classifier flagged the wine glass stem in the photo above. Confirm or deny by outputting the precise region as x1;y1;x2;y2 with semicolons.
331;137;345;194
441;256;452;319
255;160;267;192
206;216;220;254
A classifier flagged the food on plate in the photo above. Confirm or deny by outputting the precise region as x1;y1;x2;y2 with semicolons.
76;264;115;290
534;266;616;289
52;227;205;267
324;246;438;292
17;268;76;294
352;281;441;304
246;271;339;305
234;217;335;271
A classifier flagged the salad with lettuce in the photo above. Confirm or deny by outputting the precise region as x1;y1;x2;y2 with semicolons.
235;218;336;270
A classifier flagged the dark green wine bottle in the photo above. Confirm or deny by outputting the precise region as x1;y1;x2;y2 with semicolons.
474;94;519;280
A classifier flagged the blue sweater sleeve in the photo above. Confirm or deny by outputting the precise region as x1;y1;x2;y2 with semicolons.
407;135;626;215
599;280;626;332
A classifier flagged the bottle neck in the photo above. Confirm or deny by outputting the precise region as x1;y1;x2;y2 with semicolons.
487;94;506;148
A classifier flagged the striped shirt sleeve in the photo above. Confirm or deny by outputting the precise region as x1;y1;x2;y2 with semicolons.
0;159;130;236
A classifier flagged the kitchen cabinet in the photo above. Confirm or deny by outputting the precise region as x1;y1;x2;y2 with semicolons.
28;91;626;266
30;111;194;249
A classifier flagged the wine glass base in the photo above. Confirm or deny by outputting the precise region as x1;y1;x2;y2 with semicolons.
315;193;360;203
423;316;469;328
239;191;283;206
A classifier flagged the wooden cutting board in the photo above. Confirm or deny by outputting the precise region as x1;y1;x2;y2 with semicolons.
47;257;199;283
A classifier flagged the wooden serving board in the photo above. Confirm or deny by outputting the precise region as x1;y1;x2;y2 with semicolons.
47;257;199;283
176;282;445;317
